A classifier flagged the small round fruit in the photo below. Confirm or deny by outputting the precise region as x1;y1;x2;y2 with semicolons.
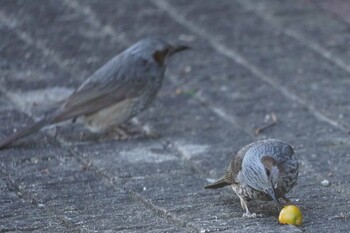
278;205;303;226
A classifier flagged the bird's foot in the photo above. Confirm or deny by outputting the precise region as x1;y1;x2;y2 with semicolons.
239;197;263;218
108;123;159;141
111;126;130;140
242;212;262;218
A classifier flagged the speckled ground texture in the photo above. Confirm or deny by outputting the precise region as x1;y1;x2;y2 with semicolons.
0;0;350;232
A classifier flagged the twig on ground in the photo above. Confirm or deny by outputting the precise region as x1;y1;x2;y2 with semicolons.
255;112;277;135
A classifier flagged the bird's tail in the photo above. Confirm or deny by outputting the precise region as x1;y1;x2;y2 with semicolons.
0;117;52;149
204;177;230;189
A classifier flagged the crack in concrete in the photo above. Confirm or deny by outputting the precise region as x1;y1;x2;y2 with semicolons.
55;135;198;232
237;0;350;74
0;10;80;80
0;2;200;232
1;0;350;231
151;0;349;134
150;0;350;208
0;169;82;233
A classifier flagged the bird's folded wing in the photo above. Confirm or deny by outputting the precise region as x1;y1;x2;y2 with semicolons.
53;57;149;122
226;142;256;184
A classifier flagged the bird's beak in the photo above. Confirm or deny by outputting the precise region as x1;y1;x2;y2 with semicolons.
266;188;282;207
169;45;190;55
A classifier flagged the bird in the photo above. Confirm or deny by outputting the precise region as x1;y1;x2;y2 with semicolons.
205;139;299;218
0;37;189;149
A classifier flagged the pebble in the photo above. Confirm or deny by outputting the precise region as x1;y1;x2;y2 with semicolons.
321;179;330;187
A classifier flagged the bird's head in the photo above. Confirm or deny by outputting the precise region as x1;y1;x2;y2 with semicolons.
126;37;190;66
241;154;282;207
261;156;282;206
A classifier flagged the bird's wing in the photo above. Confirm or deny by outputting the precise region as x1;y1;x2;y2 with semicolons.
224;153;243;185
206;142;256;188
53;56;150;122
225;142;257;184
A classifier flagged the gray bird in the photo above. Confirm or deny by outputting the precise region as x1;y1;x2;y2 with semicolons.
0;38;189;149
205;139;299;217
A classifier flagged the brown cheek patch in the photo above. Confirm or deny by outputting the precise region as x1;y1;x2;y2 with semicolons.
153;51;165;65
261;155;285;173
261;155;277;171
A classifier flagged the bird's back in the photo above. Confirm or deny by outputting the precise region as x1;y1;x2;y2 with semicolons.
245;139;293;159
243;139;298;196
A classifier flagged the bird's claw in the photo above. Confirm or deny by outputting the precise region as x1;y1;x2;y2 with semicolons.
107;124;159;141
242;212;262;218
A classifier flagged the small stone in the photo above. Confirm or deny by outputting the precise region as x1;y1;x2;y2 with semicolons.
220;86;228;92
184;66;192;73
175;88;182;95
321;179;330;187
206;178;216;183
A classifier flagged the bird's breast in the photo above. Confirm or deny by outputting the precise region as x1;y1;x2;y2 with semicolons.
232;184;272;201
82;98;136;133
136;74;164;111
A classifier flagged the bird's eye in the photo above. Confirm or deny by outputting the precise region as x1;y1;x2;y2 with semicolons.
163;48;170;55
265;168;270;176
153;50;166;65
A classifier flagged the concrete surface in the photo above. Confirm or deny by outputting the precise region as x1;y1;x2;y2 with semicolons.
0;0;350;232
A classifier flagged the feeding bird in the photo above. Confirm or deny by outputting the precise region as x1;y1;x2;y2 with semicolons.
205;139;299;217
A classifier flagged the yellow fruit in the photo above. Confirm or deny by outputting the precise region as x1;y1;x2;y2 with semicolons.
278;205;303;226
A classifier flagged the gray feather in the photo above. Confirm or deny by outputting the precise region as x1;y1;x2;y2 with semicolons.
0;37;188;148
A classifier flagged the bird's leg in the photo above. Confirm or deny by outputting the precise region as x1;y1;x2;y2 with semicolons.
105;119;159;141
107;125;130;140
239;197;260;218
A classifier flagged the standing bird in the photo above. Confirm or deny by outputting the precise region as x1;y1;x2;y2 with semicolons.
0;38;189;149
205;139;299;217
